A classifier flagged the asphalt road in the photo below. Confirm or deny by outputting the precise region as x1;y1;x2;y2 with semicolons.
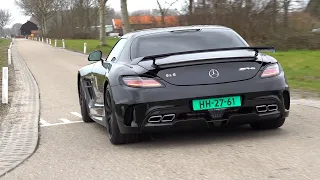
2;39;320;180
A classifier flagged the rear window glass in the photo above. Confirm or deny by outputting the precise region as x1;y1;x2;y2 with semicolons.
131;29;247;59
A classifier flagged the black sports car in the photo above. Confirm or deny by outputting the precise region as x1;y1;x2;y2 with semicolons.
77;25;290;145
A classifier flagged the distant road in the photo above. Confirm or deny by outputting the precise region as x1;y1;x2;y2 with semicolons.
2;39;320;180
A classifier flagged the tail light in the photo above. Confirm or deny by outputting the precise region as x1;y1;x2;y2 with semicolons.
261;63;280;78
122;76;163;88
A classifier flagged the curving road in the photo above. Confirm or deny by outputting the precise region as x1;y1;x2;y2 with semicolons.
2;39;320;180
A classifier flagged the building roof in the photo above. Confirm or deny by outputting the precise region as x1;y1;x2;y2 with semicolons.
20;21;39;30
113;16;179;29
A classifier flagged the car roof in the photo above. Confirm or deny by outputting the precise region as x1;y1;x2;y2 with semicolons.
121;25;232;39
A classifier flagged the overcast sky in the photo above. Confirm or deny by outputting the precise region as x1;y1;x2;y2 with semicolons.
2;0;183;28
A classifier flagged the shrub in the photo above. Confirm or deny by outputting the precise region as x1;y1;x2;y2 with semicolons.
71;32;92;39
254;31;320;51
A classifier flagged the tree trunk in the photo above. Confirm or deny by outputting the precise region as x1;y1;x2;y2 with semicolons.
283;0;290;28
79;0;84;31
272;0;277;32
202;0;206;9
41;16;47;37
188;0;193;15
161;12;165;26
187;0;193;25
156;0;166;26
99;0;107;46
121;0;131;34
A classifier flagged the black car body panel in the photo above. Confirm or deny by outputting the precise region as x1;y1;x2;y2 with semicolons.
110;71;289;133
77;25;290;136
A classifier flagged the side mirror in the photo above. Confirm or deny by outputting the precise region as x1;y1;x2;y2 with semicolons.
88;50;102;61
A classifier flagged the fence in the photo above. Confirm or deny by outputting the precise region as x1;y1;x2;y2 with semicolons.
29;36;90;55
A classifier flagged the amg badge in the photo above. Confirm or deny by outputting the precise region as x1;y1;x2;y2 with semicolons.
239;67;256;71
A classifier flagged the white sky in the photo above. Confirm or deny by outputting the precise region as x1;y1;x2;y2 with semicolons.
2;0;183;28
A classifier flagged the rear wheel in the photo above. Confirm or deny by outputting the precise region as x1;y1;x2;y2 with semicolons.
250;117;286;130
105;85;141;145
79;81;94;123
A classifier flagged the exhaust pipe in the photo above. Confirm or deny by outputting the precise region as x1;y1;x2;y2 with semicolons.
148;115;162;123
267;104;278;112
256;105;267;113
161;114;175;122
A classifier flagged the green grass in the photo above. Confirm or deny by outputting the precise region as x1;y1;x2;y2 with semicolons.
0;39;10;70
269;50;320;92
54;38;119;56
0;39;11;118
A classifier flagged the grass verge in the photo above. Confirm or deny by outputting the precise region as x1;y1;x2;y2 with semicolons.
54;38;119;56
269;50;320;93
0;39;12;124
0;39;10;70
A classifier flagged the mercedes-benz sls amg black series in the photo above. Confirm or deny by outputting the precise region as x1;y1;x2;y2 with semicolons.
77;25;290;145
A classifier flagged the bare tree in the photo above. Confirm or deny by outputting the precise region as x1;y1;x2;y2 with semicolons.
156;0;179;26
16;0;61;36
0;9;11;29
121;0;131;34
188;0;193;15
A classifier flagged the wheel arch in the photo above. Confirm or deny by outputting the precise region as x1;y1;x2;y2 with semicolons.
77;72;81;97
103;78;113;98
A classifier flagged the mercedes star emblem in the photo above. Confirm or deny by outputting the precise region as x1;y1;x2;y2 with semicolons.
209;69;219;78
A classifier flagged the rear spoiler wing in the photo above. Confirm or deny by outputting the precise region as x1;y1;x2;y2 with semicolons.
131;47;276;68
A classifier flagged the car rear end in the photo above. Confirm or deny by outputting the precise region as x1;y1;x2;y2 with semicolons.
111;27;290;134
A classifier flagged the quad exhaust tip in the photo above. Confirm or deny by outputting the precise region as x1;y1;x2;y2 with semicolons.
147;115;162;123
256;104;278;113
256;105;267;113
267;104;278;112
161;114;176;122
148;114;175;123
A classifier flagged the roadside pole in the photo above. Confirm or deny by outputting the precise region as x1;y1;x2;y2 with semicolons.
49;39;52;45
62;39;65;49
2;67;8;104
42;37;44;43
84;43;87;54
55;39;57;47
2;40;13;104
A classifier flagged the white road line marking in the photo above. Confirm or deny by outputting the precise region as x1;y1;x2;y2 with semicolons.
40;121;83;127
71;112;82;118
40;118;51;126
59;118;72;123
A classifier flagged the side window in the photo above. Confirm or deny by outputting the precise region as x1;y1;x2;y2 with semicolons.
106;39;128;62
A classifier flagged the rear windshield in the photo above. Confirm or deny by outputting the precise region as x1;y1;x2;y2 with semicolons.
131;29;247;59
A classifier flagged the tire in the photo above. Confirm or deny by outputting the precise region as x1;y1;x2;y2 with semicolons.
104;85;141;145
250;117;286;130
79;81;94;123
